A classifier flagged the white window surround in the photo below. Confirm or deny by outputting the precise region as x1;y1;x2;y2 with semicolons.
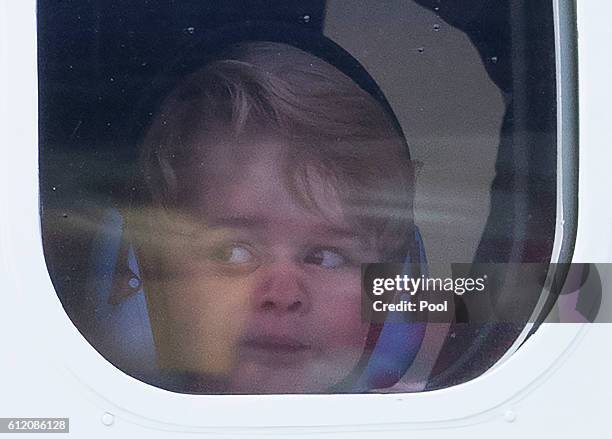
0;0;610;436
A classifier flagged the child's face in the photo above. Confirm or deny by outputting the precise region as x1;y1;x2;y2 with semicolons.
148;139;377;393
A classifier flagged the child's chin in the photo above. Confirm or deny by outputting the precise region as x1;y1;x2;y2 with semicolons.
226;350;365;394
228;364;344;394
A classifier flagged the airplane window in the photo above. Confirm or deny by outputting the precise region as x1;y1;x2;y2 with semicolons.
39;1;564;393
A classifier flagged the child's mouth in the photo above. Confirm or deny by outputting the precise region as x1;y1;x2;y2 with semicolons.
240;335;312;366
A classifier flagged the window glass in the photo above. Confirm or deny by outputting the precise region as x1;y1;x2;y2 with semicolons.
39;0;559;393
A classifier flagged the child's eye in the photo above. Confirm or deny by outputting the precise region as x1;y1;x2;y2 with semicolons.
304;248;348;269
210;243;256;265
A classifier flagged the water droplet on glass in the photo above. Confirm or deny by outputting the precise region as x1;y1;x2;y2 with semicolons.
491;56;498;64
52;186;56;191
185;26;195;34
109;77;115;82
417;47;425;54
299;14;311;24
433;24;440;31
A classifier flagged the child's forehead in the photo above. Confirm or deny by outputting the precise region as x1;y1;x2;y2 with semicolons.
194;142;335;206
193;131;287;171
180;136;357;225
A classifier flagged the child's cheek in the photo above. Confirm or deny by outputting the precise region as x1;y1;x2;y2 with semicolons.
308;269;369;350
148;265;252;377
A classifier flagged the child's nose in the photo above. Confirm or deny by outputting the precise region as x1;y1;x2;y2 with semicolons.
252;264;310;315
